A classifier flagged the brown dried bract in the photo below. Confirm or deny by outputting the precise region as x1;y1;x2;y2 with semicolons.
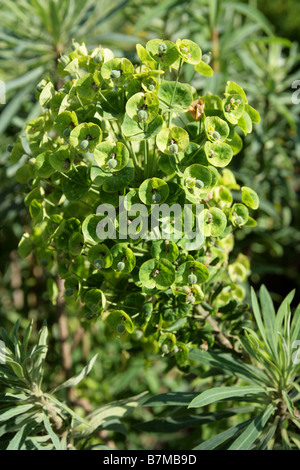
188;99;205;121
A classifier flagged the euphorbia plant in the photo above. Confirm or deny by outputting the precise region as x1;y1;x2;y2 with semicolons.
13;38;260;367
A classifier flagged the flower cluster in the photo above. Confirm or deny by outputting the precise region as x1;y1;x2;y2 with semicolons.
13;38;260;366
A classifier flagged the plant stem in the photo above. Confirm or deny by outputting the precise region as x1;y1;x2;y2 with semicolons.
115;121;142;177
168;58;183;128
143;123;149;178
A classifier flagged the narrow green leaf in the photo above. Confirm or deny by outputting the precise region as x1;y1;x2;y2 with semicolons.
194;419;252;450
250;287;267;344
43;412;61;450
0;404;35;422
259;285;278;359
188;386;266;408
189;349;267;385
228;403;275;450
143;392;198;407
52;354;98;393
6;422;33;450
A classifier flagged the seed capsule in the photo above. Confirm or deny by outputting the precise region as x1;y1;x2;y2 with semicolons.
108;158;117;169
202;54;211;64
111;69;121;79
152;193;161;203
235;216;244;225
158;43;167;53
94;258;104;269
117;261;125;271
188;273;198;284
65;288;74;297
80;140;89;150
187;294;196;304
195;179;204;189
168;143;179;154
116;323;126;334
212;131;221;141
138;109;148;121
63;128;71;138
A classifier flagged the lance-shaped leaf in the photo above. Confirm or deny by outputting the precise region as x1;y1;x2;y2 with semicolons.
228;404;276;450
189;386;266;408
52;354;98;393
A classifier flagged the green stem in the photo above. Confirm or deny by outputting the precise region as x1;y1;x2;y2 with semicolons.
168;58;183;128
143;123;149;178
115;121;141;177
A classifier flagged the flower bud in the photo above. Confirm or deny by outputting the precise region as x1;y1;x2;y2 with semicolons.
93;52;103;64
36;82;45;93
60;55;70;66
